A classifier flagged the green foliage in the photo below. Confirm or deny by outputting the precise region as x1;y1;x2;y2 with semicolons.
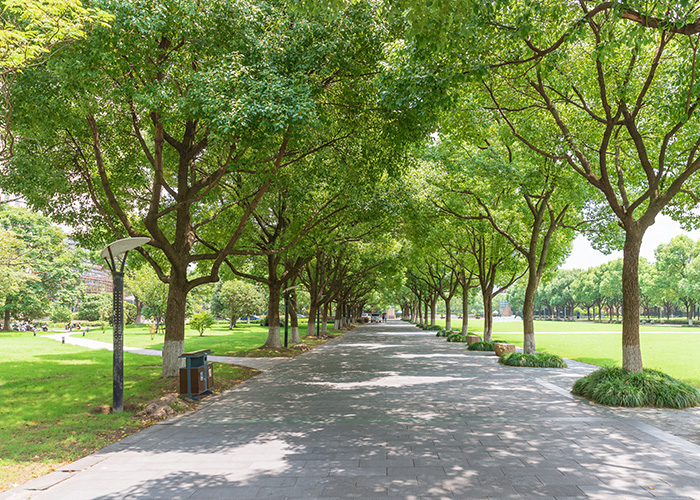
76;294;111;322
189;311;215;337
50;304;73;323
499;352;568;368
423;325;443;331
446;333;469;342
126;267;168;334
467;341;498;351
572;367;700;409
435;328;451;337
217;280;265;328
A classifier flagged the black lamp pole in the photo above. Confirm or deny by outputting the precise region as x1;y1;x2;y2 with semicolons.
101;237;149;413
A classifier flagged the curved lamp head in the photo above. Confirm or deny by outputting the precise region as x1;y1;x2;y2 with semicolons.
101;237;150;272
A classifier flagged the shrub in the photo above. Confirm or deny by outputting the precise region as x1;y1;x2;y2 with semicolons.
572;367;700;409
424;325;443;331
447;333;469;342
499;352;568;368
467;341;497;351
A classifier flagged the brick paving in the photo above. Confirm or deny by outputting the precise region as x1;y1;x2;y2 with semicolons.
6;320;700;499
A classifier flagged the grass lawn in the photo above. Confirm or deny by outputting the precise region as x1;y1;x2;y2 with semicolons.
0;320;344;492
429;318;700;388
79;320;337;357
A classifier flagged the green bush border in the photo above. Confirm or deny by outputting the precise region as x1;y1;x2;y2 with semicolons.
467;341;506;351
572;367;700;408
499;352;568;368
446;333;469;342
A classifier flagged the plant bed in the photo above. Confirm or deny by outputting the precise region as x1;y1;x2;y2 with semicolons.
499;352;568;368
572;367;700;409
446;333;469;342
467;340;507;351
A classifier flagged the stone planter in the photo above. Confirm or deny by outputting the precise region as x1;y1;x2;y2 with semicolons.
466;335;481;345
494;343;516;356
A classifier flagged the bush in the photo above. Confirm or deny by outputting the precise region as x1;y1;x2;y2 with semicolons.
435;329;450;337
423;325;442;331
446;333;469;343
467;341;497;351
572;367;700;409
499;352;568;368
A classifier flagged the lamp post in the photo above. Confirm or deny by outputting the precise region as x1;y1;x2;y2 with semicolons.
101;237;150;413
282;285;298;348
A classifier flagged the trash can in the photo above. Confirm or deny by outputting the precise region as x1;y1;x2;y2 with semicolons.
179;350;214;399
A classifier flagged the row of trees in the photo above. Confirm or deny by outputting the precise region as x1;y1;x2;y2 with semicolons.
507;235;700;325
5;0;700;378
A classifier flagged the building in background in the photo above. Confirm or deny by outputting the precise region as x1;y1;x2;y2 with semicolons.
81;264;113;294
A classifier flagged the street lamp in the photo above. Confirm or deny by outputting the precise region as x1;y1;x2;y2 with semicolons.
101;237;150;413
282;285;298;348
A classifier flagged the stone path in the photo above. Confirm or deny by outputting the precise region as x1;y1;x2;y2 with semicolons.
42;333;288;371
6;320;700;499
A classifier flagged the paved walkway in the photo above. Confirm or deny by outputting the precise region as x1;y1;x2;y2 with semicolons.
42;333;288;371
6;320;700;499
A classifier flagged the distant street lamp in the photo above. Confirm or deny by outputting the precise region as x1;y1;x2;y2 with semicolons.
282;285;298;348
101;237;150;413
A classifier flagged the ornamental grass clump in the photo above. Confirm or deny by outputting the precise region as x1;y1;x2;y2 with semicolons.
572;367;700;409
446;333;469;342
467;341;506;351
499;352;568;368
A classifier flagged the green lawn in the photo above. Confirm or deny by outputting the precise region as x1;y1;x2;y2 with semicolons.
78;320;332;357
0;330;262;491
431;318;700;387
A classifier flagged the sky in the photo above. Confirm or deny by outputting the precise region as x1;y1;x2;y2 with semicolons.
561;214;700;270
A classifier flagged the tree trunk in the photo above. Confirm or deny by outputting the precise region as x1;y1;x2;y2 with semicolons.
445;299;452;331
482;293;493;342
334;303;342;330
289;291;300;344
229;316;234;329
307;303;318;337
3;308;10;331
134;298;143;325
162;277;187;378
265;283;282;348
461;288;469;335
430;296;436;326
321;303;329;334
621;228;644;373
522;265;539;354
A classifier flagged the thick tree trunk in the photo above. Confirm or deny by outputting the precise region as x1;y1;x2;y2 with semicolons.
621;228;644;373
321;303;328;334
307;303;318;337
482;293;493;342
265;283;282;348
461;289;469;335
445;299;452;331
334;303;342;330
3;308;10;331
134;298;143;325
522;265;539;354
229;316;234;329
162;276;187;378
430;297;436;326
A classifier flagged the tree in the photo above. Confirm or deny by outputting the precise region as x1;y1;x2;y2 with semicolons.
218;279;265;329
655;236;699;324
127;266;169;337
7;0;420;375
189;310;214;337
0;206;86;328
